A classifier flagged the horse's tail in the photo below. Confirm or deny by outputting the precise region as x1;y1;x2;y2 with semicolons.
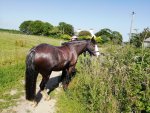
25;49;38;101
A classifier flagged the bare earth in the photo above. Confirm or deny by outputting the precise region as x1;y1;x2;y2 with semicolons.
2;71;62;113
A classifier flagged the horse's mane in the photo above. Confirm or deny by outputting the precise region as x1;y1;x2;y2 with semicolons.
62;40;89;46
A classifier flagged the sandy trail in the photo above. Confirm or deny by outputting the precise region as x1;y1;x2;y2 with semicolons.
2;71;62;113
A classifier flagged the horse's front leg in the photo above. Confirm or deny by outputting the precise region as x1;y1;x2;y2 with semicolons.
62;66;75;90
61;69;68;90
71;65;77;78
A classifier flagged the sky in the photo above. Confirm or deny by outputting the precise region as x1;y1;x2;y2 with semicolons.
0;0;150;41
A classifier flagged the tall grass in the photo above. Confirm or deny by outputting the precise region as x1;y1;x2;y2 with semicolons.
57;45;150;113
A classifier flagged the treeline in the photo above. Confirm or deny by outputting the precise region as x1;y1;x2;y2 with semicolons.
2;20;149;46
19;20;74;40
19;20;123;44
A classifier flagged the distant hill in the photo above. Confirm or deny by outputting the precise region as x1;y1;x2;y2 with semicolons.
0;28;21;34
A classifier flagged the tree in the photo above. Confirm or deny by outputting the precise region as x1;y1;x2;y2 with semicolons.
95;28;112;37
111;31;123;44
130;33;141;47
58;22;74;36
49;26;60;37
130;27;150;47
78;30;91;37
19;20;32;34
78;30;91;39
19;20;54;36
28;20;44;35
95;28;123;44
95;28;112;43
42;22;53;36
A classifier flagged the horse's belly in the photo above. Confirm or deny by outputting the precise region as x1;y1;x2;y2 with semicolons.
52;61;68;71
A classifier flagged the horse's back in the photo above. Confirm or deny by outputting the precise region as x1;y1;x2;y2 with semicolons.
33;43;69;72
35;43;54;51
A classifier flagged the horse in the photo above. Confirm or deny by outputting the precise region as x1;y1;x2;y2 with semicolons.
25;37;98;103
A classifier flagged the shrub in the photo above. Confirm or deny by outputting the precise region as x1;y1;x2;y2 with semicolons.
60;34;71;40
95;36;103;44
57;45;150;113
79;36;91;40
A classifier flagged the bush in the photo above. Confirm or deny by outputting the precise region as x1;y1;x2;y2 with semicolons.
78;30;91;37
79;36;91;40
57;45;150;113
95;36;103;44
60;34;71;40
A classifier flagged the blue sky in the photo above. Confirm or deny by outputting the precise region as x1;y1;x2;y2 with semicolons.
0;0;150;41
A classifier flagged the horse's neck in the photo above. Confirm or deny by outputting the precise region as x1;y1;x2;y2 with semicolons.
71;42;87;56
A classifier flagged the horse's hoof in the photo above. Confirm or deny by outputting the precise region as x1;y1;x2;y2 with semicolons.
59;83;63;87
46;96;51;101
31;101;38;107
63;84;68;91
63;87;68;91
44;95;51;101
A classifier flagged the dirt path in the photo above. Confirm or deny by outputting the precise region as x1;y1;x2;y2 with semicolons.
2;71;62;113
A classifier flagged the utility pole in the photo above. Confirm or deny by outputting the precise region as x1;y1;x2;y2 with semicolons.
129;11;135;44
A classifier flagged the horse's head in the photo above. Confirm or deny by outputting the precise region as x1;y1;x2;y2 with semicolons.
86;37;100;56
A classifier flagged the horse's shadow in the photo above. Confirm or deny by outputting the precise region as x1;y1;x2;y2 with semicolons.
35;72;62;103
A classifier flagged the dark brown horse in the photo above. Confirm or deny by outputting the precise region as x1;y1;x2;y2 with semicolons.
25;37;97;102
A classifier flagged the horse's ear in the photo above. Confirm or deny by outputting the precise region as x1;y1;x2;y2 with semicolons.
91;37;96;44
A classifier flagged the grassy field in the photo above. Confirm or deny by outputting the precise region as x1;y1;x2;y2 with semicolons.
0;32;63;111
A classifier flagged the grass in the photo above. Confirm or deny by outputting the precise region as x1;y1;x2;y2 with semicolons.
0;32;63;111
0;32;64;67
0;63;24;110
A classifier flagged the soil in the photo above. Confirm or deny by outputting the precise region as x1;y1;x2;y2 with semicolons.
2;71;62;113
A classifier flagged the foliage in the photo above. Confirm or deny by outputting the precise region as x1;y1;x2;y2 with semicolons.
19;20;124;43
60;34;71;40
57;45;150;113
130;27;150;47
19;20;53;36
19;20;32;34
95;28;122;44
79;36;91;40
111;31;122;44
49;26;61;37
58;22;74;36
130;33;141;47
78;30;91;37
42;22;53;36
95;36;103;44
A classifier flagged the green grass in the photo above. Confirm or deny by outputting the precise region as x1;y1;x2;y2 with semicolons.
0;32;64;67
0;63;24;110
0;32;63;111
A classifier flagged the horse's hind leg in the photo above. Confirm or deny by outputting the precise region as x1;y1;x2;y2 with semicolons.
39;72;51;100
